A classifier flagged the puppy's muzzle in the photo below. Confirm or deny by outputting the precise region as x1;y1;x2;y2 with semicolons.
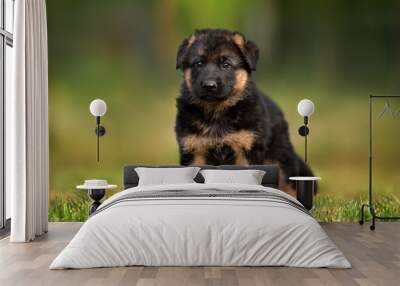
201;80;218;92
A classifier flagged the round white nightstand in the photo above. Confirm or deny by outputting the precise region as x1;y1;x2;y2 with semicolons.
77;180;117;215
289;177;321;210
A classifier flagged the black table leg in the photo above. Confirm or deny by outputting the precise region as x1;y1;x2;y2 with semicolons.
296;181;315;210
88;189;105;215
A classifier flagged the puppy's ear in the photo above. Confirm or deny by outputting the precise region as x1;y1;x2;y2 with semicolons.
176;34;196;70
232;32;259;71
176;38;189;70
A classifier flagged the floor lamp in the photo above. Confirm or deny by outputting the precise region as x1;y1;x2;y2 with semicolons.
359;95;400;230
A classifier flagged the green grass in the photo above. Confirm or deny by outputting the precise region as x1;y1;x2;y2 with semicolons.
49;196;90;222
311;195;400;222
48;194;400;222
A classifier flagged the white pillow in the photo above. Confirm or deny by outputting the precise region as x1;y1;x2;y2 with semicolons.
200;169;266;185
135;167;201;186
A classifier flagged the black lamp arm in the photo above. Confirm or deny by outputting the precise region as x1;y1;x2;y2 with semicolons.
94;116;106;162
95;116;106;136
297;116;310;164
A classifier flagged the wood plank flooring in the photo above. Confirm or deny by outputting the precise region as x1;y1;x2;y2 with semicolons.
0;222;399;286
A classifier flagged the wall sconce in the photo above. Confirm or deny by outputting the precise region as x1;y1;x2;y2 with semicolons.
89;99;107;162
297;99;315;163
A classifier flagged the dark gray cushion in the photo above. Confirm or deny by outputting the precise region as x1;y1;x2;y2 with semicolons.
123;165;280;189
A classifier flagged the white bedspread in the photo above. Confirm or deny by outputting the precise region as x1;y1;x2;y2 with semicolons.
50;183;351;269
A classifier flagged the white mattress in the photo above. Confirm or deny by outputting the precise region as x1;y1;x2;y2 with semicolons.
50;183;350;269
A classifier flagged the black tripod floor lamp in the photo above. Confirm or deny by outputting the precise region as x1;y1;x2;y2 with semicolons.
359;95;400;230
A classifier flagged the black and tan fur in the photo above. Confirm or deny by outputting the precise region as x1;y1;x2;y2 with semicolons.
174;29;315;195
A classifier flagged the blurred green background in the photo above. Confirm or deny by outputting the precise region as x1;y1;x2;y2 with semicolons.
47;0;400;221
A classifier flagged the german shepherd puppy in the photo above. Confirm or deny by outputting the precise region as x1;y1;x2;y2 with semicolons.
174;29;314;195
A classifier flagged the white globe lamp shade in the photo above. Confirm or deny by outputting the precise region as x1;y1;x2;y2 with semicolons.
297;99;315;117
90;99;107;117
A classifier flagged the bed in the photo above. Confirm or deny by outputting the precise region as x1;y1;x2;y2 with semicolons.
50;165;350;269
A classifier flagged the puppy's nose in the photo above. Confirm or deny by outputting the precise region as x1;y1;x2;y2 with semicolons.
201;80;218;91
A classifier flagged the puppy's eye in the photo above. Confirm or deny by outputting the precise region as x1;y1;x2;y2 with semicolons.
193;60;204;68
221;61;232;70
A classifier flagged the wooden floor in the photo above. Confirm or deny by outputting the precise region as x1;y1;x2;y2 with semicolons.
0;223;399;286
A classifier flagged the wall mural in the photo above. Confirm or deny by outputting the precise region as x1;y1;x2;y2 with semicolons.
46;0;400;222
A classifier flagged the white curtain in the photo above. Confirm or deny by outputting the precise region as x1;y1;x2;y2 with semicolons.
8;0;49;242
